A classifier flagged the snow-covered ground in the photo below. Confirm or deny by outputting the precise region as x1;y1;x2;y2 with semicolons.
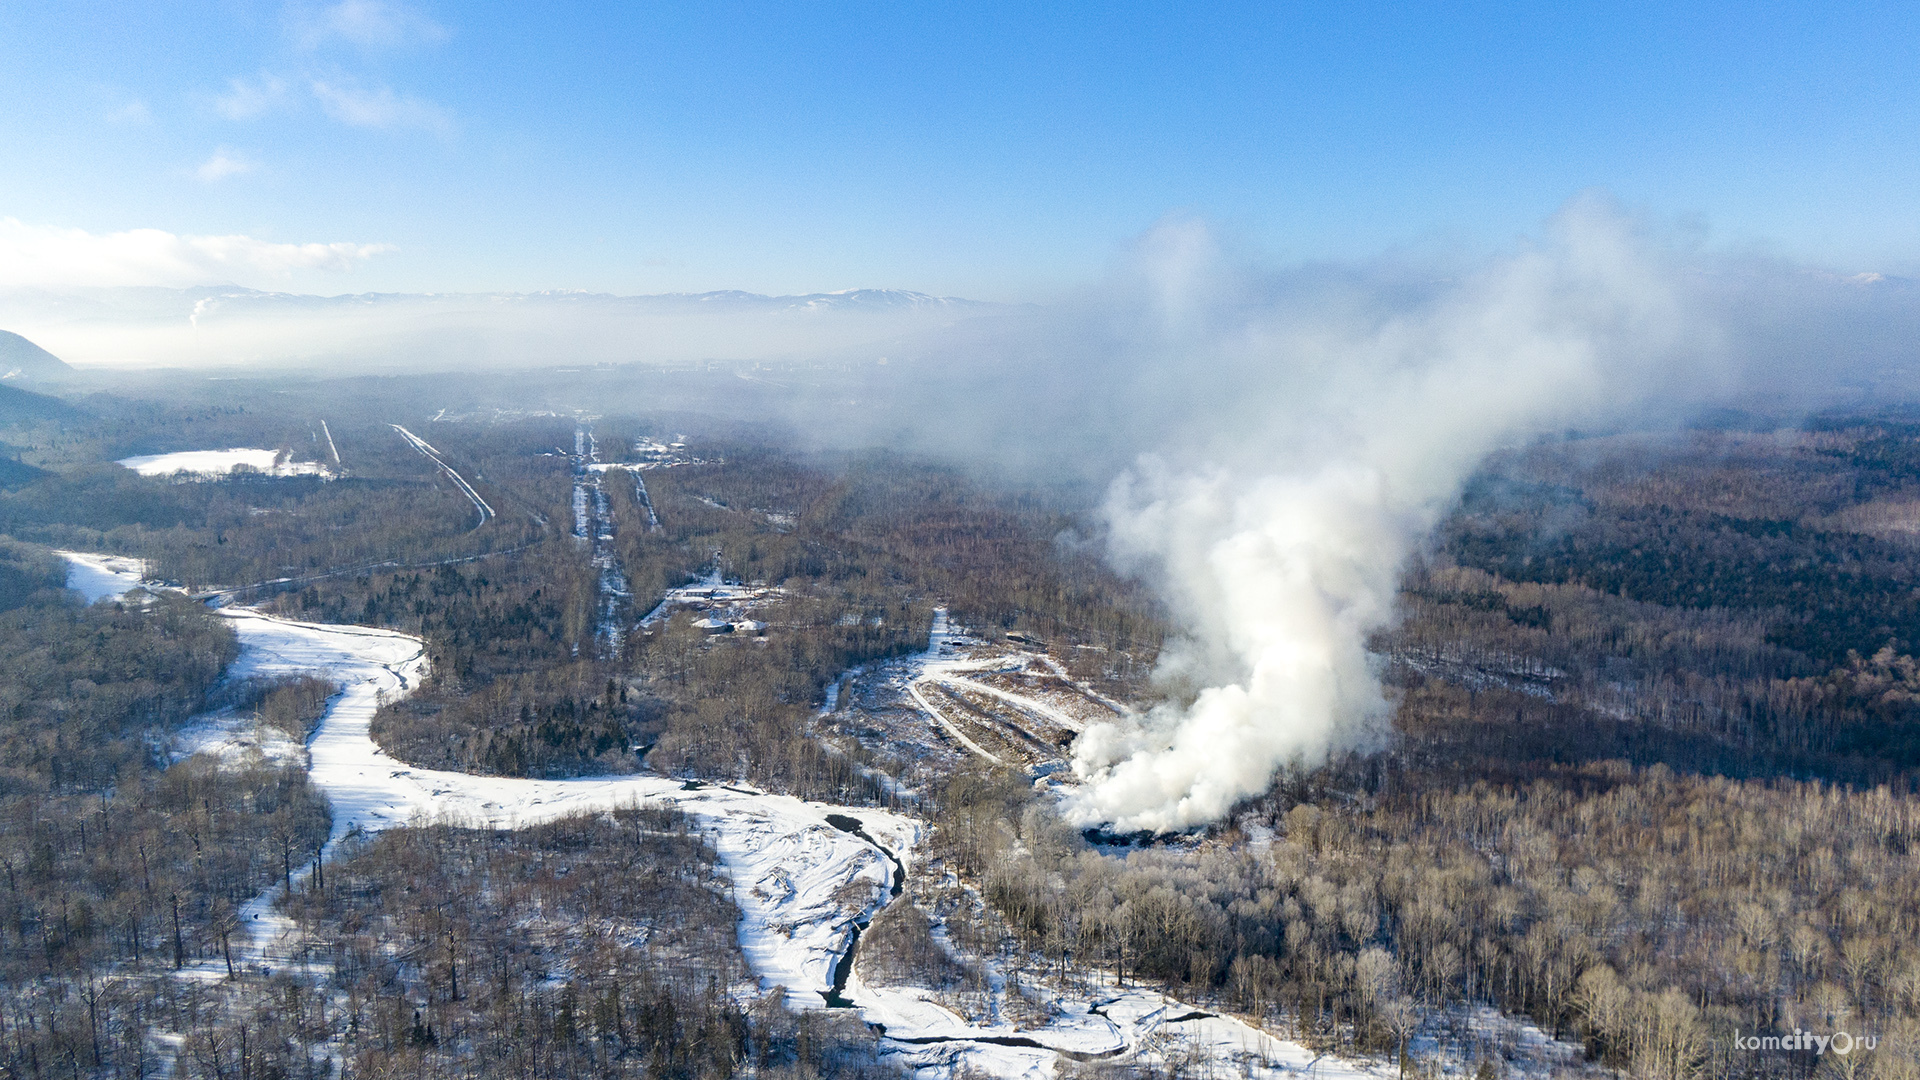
211;603;917;993
170;708;306;768
583;461;663;530
117;448;330;479
60;552;912;1000
58;550;149;602
873;609;1124;772
638;569;785;629
59;551;1397;1080
613;435;707;470
865;980;1398;1080
907;611;1009;764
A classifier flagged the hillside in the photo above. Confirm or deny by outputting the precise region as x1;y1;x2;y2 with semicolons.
0;330;74;383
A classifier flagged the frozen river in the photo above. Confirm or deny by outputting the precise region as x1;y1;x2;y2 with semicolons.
63;552;1384;1080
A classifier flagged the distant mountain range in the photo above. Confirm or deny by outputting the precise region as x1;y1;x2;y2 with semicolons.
0;286;1014;372
0;285;1001;324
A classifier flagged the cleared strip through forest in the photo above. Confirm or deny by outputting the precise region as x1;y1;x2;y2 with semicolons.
573;424;633;657
320;418;341;465
391;424;495;528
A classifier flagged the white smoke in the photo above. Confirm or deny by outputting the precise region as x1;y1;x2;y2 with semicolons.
1062;197;1697;832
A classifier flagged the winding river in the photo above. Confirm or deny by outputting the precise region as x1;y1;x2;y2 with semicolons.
61;552;1376;1080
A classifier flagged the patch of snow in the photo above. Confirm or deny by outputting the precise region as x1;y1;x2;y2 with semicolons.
572;484;592;539
620;436;705;470
170;709;305;768
902;608;1076;766
117;449;329;479
819;665;863;714
59;550;148;602
853;971;1398;1079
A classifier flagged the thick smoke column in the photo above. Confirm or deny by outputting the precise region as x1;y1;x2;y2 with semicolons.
1063;200;1692;833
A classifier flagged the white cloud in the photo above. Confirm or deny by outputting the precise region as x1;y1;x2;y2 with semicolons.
310;78;454;135
107;99;152;124
196;148;258;182
213;74;290;120
0;218;392;289
293;0;447;50
210;72;452;136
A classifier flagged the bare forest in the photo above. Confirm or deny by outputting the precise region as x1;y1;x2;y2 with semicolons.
4;373;1920;1079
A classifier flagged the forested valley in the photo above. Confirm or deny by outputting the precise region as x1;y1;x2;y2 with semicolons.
5;372;1920;1078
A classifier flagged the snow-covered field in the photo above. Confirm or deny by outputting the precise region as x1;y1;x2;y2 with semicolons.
59;551;1396;1080
117;448;330;478
58;550;150;602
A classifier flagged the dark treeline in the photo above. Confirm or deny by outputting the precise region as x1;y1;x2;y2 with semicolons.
0;563;235;793
374;665;644;778
1391;563;1920;785
1450;502;1920;667
1448;426;1920;667
1442;428;1920;770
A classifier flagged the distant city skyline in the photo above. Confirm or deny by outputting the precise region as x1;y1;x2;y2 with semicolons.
3;1;1917;299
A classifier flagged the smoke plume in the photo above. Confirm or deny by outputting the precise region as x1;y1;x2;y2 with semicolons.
1059;197;1698;832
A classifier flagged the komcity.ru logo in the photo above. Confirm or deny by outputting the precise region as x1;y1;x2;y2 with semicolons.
1732;1030;1877;1056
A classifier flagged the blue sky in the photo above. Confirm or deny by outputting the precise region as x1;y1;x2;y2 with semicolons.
2;1;1917;298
